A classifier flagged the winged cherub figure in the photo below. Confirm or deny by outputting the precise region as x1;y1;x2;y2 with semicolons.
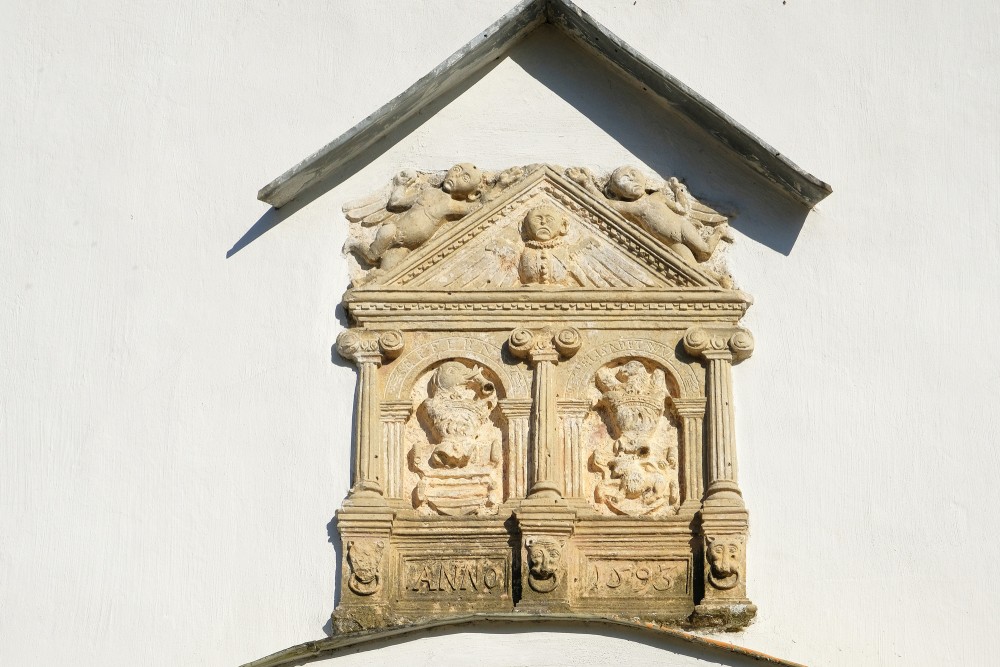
566;165;734;271
344;163;485;274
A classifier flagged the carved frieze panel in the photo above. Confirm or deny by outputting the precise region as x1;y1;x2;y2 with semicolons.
403;556;509;598
332;164;756;634
583;557;689;599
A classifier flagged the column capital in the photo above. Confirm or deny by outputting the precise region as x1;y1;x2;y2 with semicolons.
336;329;404;365
683;327;754;364
508;327;581;364
557;398;592;419
380;400;412;421
670;396;707;419
499;397;533;419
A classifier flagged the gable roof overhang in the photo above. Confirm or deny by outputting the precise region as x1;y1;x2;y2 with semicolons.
257;0;831;211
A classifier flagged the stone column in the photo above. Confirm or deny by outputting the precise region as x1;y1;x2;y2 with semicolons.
683;326;756;629
670;397;707;512
509;329;581;611
682;327;753;508
380;400;412;500
499;398;532;500
336;329;404;501
558;399;592;501
508;327;581;500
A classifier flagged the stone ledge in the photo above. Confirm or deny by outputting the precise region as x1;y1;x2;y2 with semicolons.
240;612;803;667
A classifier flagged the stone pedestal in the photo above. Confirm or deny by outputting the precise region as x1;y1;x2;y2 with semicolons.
331;507;395;634
516;502;576;612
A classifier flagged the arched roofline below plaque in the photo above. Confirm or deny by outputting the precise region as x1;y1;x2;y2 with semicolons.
385;336;529;401
565;337;700;400
239;613;805;667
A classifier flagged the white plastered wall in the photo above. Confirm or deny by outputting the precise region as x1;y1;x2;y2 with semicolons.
1;1;998;665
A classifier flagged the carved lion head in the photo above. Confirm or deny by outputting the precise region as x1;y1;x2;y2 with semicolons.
706;535;743;590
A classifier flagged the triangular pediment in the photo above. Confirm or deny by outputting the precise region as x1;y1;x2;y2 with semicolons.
355;166;719;293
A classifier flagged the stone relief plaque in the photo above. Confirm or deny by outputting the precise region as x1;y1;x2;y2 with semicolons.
583;557;689;598
403;556;509;598
332;164;755;633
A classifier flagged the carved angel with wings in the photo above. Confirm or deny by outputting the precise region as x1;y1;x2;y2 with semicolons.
566;166;734;270
343;163;486;275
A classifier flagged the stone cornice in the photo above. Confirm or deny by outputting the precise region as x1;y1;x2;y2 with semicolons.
238;612;807;667
345;289;751;329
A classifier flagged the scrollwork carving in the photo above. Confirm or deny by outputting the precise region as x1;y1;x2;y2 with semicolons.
508;327;581;362
336;329;405;364
682;326;753;362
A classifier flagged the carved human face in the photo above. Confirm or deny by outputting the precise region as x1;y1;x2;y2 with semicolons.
609;166;646;200
527;538;561;579
348;541;384;584
706;535;742;589
522;205;568;242
442;163;482;197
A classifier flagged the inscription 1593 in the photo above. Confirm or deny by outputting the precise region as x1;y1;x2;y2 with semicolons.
585;559;688;597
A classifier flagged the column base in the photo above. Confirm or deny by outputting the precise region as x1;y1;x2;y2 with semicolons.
331;604;395;635
690;601;757;631
526;481;563;500
564;497;599;515
702;480;744;508
679;499;703;515
343;488;389;508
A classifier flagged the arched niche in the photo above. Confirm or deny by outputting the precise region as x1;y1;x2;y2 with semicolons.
395;354;519;515
386;336;529;401
564;337;700;401
572;355;684;517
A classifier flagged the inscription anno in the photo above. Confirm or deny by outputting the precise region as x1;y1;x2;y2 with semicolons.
584;559;688;597
405;557;508;596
